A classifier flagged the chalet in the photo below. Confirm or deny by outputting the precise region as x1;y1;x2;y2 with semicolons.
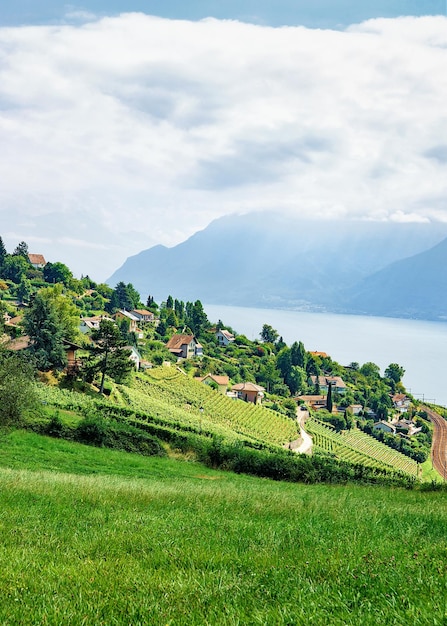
309;375;347;394
79;315;113;335
131;309;155;324
391;394;411;413
232;382;265;405
309;351;328;359
215;329;235;346
196;373;229;394
63;340;83;376
28;254;46;269
166;334;203;359
125;345;141;370
296;394;328;410
113;310;139;333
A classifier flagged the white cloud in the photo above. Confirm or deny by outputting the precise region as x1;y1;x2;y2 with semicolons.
0;13;446;279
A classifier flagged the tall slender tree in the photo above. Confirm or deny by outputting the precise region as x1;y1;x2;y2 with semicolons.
326;383;333;413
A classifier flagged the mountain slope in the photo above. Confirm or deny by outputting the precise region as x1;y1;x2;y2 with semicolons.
344;236;447;320
107;212;447;316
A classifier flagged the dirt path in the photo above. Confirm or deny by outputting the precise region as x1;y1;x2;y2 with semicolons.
295;409;313;455
423;405;447;479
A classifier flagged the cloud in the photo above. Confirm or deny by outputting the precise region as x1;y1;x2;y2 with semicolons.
0;13;446;279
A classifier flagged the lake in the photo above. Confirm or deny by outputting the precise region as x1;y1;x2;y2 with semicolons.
205;304;447;408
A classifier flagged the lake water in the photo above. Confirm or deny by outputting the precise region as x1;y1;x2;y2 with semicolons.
205;304;447;408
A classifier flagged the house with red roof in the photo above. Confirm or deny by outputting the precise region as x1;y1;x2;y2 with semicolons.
28;254;46;269
231;382;265;405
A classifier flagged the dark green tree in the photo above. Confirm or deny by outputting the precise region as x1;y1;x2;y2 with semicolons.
43;261;73;286
156;319;167;338
288;365;307;396
384;363;405;383
12;241;29;259
174;299;184;318
291;341;307;369
24;293;67;371
126;283;141;309
166;295;174;310
88;319;133;394
276;347;292;381
16;278;32;304
107;282;140;312
326;383;333;413
260;324;279;344
185;300;208;336
0;236;7;269
360;362;381;380
166;309;178;328
2;255;29;284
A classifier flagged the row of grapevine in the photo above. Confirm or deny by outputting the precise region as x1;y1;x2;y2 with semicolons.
127;368;298;447
305;417;418;476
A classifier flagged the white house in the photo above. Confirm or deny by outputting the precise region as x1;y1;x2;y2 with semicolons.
215;329;235;346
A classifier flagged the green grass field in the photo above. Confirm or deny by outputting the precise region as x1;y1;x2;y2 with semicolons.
0;430;446;625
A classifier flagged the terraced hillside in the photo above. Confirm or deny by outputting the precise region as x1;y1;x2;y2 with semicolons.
121;367;299;447
306;417;418;477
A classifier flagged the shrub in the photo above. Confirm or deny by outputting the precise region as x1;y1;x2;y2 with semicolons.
73;414;166;457
75;416;108;446
45;413;66;438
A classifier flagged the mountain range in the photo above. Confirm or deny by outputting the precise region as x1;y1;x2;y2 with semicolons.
107;212;447;321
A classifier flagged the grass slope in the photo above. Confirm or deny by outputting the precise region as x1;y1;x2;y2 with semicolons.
0;431;446;625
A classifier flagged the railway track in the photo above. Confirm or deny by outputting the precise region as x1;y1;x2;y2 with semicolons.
423;406;447;479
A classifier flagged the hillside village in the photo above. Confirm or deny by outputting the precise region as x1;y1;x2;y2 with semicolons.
0;238;434;470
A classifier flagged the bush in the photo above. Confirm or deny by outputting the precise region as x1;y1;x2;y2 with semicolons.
45;413;66;438
73;415;166;457
75;416;108;446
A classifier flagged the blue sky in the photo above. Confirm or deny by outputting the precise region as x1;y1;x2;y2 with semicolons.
0;2;446;279
1;0;445;27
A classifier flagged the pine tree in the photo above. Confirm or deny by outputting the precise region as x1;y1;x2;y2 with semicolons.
13;241;29;259
88;319;133;394
24;294;67;371
0;236;7;266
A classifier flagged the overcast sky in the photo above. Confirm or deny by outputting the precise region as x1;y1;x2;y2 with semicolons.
0;2;446;280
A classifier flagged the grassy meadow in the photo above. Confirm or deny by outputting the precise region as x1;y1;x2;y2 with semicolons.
0;431;446;625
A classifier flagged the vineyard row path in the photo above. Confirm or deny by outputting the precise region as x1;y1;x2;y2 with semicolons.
423;405;447;479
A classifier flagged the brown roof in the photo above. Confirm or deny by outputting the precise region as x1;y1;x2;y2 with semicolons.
392;394;408;402
296;395;326;403
166;334;195;350
309;351;328;358
132;309;154;317
232;382;265;393
197;374;230;386
28;254;46;265
5;335;31;351
5;316;23;326
309;375;346;388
